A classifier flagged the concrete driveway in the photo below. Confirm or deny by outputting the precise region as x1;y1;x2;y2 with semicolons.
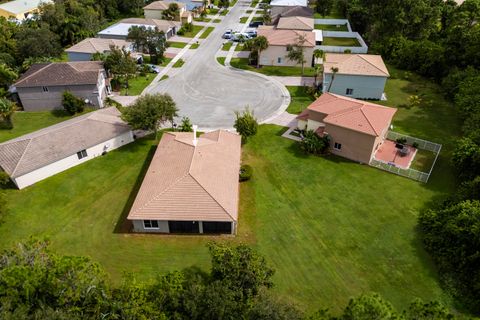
145;0;289;130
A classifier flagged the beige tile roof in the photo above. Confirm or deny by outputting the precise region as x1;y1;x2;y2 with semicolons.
127;130;241;222
66;38;131;54
257;25;315;47
305;93;396;136
0;108;131;178
276;16;314;31
143;0;186;10
324;53;390;77
14;62;104;88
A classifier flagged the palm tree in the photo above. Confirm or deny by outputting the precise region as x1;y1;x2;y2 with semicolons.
327;67;338;92
0;97;16;128
253;36;268;68
313;49;324;64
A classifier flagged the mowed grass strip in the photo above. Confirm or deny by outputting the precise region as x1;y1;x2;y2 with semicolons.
167;41;187;48
314;24;348;31
199;26;215;39
230;58;316;77
322;37;361;47
121;75;155;95
286;86;316;114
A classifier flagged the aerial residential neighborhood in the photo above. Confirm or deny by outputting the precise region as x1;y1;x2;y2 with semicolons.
0;0;479;319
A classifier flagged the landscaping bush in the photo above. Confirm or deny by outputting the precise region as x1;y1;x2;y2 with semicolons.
62;91;85;115
179;116;193;132
300;130;330;155
396;137;407;144
234;107;258;143
412;142;419;148
239;164;253;182
0;171;10;187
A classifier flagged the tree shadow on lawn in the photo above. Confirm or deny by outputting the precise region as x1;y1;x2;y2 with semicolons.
113;138;158;234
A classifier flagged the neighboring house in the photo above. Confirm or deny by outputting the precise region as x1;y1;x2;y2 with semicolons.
97;18;181;40
270;0;308;18
270;5;314;25
65;38;133;61
276;16;314;31
0;0;51;21
127;129;241;235
13;61;109;111
143;1;192;24
0;107;134;189
322;53;390;100
297;93;397;163
257;26;315;67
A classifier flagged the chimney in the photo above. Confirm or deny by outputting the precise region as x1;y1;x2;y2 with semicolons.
193;125;198;147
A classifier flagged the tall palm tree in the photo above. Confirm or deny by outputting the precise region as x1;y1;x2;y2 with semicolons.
327;67;338;92
0;97;16;128
253;36;268;68
313;49;324;64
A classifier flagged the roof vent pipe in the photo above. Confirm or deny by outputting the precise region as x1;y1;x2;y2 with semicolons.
193;125;198;146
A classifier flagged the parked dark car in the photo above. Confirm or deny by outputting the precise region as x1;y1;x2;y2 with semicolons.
248;21;264;28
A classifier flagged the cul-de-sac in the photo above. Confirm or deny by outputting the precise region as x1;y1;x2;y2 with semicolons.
0;0;479;318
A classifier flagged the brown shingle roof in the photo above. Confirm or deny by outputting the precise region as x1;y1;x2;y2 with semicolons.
324;53;390;77
143;0;186;10
0;107;131;178
127;130;241;222
272;5;313;23
14;62;104;88
66;38;131;54
276;16;314;31
305;93;396;136
257;25;315;47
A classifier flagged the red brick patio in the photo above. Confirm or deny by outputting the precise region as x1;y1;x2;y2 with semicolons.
373;140;417;169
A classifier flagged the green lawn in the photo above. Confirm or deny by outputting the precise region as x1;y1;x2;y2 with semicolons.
240;16;248;23
199;26;215;39
180;25;203;38
216;57;226;65
193;17;211;22
167;41;187;48
240;16;262;23
246;9;253;13
235;43;247;51
313;6;345;19
322;37;361;47
0;110;89;143
213;18;222;23
286;86;316;114
250;0;258;7
411;149;436;172
160;58;172;66
190;43;200;49
173;59;184;68
222;42;232;51
315;24;348;31
220;9;229;15
160;75;169;81
230;58;316;77
120;75;155;95
207;8;219;14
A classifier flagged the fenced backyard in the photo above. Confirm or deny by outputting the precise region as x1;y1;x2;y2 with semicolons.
370;131;442;183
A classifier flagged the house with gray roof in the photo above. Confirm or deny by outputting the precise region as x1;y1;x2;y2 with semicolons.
0;107;134;189
66;38;134;62
97;18;181;40
13;61;109;111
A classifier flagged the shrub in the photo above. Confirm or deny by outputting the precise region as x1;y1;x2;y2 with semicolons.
396;137;407;144
234;107;258;143
300;130;330;155
0;171;10;186
179;116;193;132
62;91;85;115
412;142;419;148
177;28;185;36
239;164;253;182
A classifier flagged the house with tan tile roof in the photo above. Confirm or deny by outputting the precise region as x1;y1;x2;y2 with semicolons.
322;53;390;100
13;61;110;111
297;93;397;163
65;38;133;62
143;1;192;24
257;25;315;67
0;107;133;189
276;16;314;31
127;129;242;234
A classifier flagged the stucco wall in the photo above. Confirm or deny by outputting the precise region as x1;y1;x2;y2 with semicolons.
325;124;377;163
132;220;170;233
17;73;107;111
13;131;134;189
0;9;34;20
259;45;314;67
322;73;387;100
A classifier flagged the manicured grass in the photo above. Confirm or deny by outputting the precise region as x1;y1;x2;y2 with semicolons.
173;59;184;68
229;0;237;6
120;75;155;95
213;18;222;23
250;0;259;7
240;16;262;23
160;58;172;66
286;86;316;114
207;8;219;14
0;110;88;143
322;37;361;47
190;43;200;49
240;16;248;23
313;7;345;19
411;149;436;172
230;58;316;77
235;43;247;51
167;41;187;48
193;17;211;22
246;9;253;13
160;75;169;81
314;24;348;31
179;25;203;38
220;9;229;15
222;42;233;51
216;57;226;65
199;26;215;39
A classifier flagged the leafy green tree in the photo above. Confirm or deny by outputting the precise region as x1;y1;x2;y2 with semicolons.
452;137;480;180
247;291;303;320
162;3;180;21
0;64;17;92
287;35;307;75
121;94;178;136
208;243;274;301
300;130;330;155
15;26;63;62
342;293;398;320
127;25;149;52
403;299;455;320
62;91;85;115
218;0;230;8
234;107;258;143
316;0;333;17
0;97;16;128
179;116;193;132
104;46;137;91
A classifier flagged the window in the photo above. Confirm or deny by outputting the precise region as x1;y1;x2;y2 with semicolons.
42;86;49;92
143;220;159;229
334;142;342;150
277;57;282;64
77;149;88;159
346;88;354;95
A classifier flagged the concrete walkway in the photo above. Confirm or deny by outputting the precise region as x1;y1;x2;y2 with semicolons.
265;111;297;127
270;76;316;86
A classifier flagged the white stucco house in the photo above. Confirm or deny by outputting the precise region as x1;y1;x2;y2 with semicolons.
322;53;390;100
0;107;134;189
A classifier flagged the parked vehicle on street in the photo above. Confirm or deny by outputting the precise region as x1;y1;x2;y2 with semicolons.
231;32;251;42
222;29;233;39
145;64;160;73
248;21;263;28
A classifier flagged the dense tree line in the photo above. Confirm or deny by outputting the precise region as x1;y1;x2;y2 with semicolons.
0;239;458;319
325;0;480;313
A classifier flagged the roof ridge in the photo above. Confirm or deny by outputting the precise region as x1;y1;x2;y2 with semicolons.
357;55;388;76
10;138;33;177
89;39;101;52
359;106;379;135
15;63;52;86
